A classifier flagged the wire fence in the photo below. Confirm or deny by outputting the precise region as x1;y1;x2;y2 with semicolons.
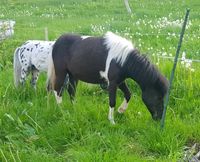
158;56;200;63
1;20;200;63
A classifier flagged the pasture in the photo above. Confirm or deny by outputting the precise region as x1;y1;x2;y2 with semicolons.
0;0;200;161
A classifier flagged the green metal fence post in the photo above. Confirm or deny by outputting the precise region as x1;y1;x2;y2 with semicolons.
161;9;190;129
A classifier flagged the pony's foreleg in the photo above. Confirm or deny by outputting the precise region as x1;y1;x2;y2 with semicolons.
108;82;117;124
118;82;131;114
20;67;29;86
31;69;39;90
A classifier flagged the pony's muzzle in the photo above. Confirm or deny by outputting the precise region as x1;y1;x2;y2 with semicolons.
152;112;162;121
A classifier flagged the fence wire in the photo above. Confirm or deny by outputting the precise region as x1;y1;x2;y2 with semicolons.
0;19;200;63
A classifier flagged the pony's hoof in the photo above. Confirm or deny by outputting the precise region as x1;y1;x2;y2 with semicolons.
55;97;62;104
118;107;126;114
109;119;116;125
71;100;75;105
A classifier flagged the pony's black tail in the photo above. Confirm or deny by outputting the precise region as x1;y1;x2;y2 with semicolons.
13;47;21;87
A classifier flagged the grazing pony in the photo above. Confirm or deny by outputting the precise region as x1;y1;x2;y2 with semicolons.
13;40;55;89
47;32;169;124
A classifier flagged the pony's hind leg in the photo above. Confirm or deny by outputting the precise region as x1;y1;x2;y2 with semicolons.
67;74;78;102
54;71;68;104
30;67;39;89
20;66;30;86
118;82;131;114
108;81;118;124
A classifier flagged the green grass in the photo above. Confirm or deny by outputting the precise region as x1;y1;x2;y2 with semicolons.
0;0;200;161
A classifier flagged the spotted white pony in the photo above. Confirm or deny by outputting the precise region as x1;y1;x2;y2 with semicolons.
13;40;55;89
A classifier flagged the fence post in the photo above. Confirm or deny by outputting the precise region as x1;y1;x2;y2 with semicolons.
124;0;132;14
45;27;48;41
160;9;190;129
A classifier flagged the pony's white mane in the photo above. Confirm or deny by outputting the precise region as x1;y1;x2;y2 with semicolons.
100;31;134;81
81;36;91;40
104;31;134;66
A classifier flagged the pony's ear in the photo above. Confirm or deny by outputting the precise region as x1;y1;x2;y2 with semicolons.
155;75;169;97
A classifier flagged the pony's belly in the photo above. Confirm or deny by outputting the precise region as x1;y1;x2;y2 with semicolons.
72;71;105;84
79;78;105;84
68;59;106;84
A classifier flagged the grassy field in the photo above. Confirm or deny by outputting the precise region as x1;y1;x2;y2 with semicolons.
0;0;200;161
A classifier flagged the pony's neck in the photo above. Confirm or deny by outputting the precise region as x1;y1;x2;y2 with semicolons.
124;50;158;90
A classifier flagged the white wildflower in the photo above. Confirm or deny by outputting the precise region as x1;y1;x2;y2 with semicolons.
185;59;192;68
181;52;186;65
162;52;167;56
28;101;33;106
190;68;195;72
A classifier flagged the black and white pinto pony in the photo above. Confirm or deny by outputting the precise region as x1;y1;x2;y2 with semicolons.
47;32;169;124
13;40;55;89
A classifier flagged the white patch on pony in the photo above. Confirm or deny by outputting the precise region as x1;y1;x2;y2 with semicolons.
100;31;134;81
18;40;55;72
54;90;62;104
31;41;55;72
118;99;128;114
108;107;115;124
81;36;91;40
